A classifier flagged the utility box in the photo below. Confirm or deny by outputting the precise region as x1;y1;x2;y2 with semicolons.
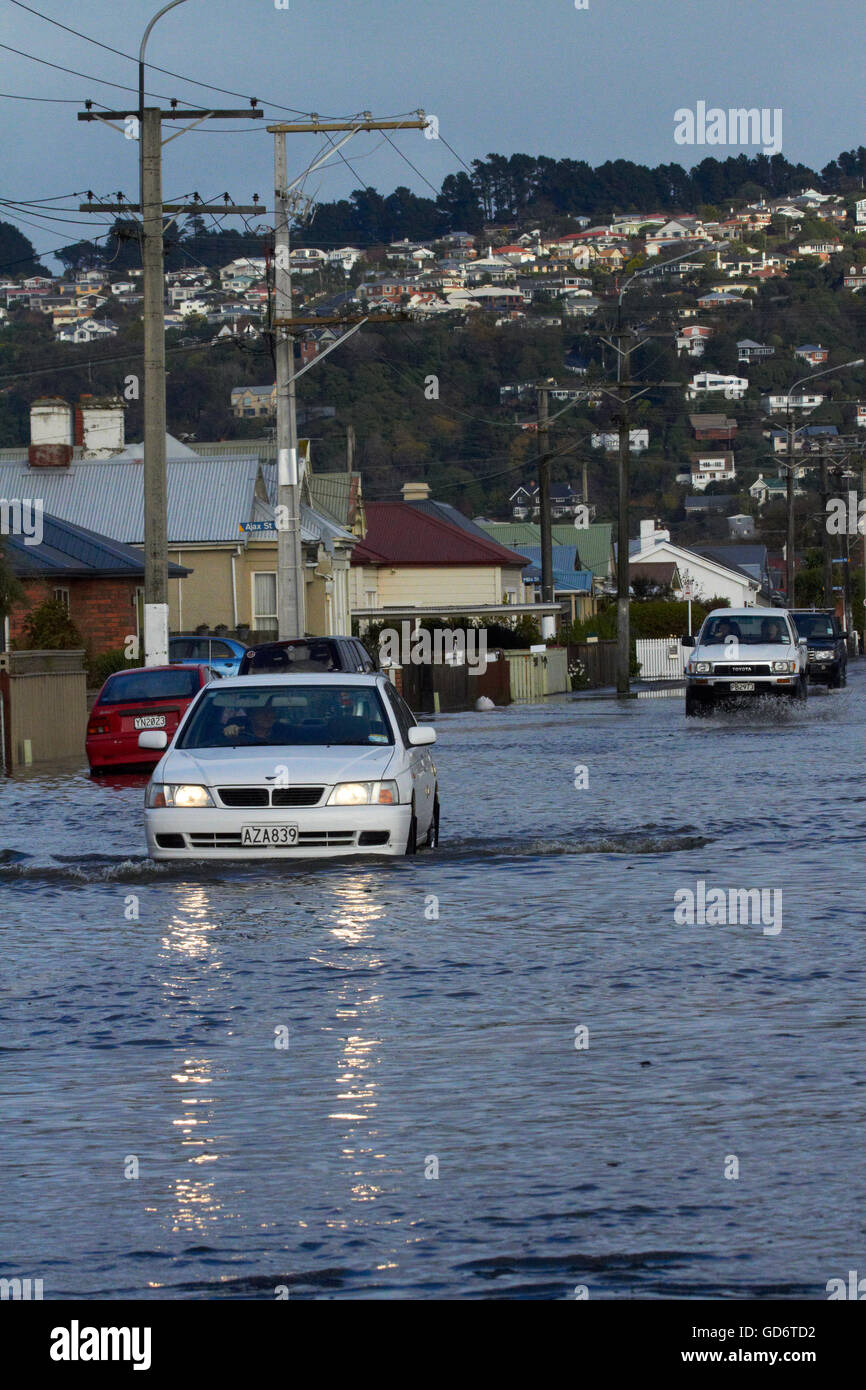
0;649;87;772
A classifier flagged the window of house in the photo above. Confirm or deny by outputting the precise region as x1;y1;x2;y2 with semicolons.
365;589;378;608
252;572;278;634
53;587;70;611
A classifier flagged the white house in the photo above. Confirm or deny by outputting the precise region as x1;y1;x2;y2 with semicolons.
686;372;748;400
691;451;736;492
763;392;825;414
632;522;760;607
591;429;649;452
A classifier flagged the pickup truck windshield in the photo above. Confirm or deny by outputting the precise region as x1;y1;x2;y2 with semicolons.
701;615;794;645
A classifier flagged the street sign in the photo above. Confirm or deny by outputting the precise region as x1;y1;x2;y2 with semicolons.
239;521;276;535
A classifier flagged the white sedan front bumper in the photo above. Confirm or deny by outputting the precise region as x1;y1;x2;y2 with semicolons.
145;802;412;859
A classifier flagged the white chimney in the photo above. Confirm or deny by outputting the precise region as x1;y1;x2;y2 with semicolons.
76;396;125;458
29;396;73;467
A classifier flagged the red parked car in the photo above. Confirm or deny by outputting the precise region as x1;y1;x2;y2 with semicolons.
87;665;213;772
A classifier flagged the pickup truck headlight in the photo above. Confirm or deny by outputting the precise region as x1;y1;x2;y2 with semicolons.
146;783;215;808
772;660;797;673
328;780;399;806
689;660;712;674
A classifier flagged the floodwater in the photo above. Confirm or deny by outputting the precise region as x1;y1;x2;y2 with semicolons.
1;672;864;1299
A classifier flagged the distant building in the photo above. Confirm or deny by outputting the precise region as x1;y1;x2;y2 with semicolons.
690;451;736;491
591;429;649;452
737;338;774;362
231;384;276;418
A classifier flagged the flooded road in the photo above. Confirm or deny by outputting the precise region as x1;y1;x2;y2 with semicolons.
1;672;864;1299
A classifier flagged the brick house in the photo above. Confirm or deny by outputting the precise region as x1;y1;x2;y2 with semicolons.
2;514;188;658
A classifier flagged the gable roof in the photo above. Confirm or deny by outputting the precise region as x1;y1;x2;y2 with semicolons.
0;456;279;544
3;512;189;578
478;520;613;578
351;502;527;567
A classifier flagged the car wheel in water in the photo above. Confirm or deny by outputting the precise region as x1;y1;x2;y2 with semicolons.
829;667;842;689
405;805;418;856
685;691;706;718
426;794;440;849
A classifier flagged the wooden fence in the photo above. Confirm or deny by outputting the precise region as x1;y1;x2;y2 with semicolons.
567;640;618;689
0;649;87;772
397;650;511;714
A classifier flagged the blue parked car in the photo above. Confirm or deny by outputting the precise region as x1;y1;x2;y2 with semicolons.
168;634;248;678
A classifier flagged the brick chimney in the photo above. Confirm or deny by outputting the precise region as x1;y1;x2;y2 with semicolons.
29;396;73;468
402;481;430;502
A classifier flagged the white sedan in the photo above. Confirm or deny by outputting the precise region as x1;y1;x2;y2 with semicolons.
141;673;439;859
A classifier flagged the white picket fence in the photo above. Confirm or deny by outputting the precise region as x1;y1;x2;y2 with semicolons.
635;637;686;681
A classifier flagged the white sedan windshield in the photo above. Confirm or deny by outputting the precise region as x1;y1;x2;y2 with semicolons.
178;685;394;748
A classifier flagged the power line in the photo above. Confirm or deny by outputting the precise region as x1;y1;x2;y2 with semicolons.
0;41;175;100
3;0;357;119
381;130;441;197
0;90;83;103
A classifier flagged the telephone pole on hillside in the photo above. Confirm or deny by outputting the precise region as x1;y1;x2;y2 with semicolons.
79;100;263;663
266;116;428;639
536;382;555;638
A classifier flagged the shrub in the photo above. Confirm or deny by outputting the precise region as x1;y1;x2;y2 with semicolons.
18;598;83;650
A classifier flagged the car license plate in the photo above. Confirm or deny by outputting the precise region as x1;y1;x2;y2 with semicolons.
134;714;166;730
241;824;298;846
730;681;755;692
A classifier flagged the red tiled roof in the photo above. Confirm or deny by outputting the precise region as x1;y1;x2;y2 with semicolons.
351;502;528;567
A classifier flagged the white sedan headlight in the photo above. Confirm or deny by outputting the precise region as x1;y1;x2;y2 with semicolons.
146;783;215;808
328;780;399;806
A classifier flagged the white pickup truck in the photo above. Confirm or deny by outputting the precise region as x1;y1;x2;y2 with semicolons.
683;607;809;717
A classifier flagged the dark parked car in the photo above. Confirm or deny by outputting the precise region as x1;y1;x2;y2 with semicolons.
790;610;848;687
238;636;378;676
168;634;247;678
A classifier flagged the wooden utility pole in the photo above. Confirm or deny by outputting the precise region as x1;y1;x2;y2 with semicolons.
820;451;833;607
786;411;797;605
79;104;262;663
273;131;304;640
266;115;427;640
615;328;632;697
536;382;555;638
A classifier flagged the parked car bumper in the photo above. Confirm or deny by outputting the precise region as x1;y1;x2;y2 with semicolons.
87;736;164;770
145;802;413;859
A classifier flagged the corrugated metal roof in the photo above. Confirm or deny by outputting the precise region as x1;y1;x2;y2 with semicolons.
353;503;528;567
480;521;613;579
0;457;264;543
5;512;188;577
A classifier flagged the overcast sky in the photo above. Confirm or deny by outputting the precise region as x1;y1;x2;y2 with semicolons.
1;0;864;266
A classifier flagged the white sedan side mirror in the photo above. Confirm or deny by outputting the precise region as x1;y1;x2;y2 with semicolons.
138;730;168;750
408;725;436;746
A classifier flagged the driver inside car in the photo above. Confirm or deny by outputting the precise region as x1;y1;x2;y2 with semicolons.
222;704;291;745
